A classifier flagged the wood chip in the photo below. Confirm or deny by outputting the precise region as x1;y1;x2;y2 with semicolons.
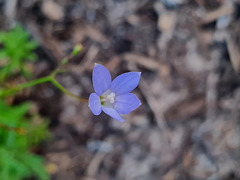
158;12;176;33
86;153;106;177
105;56;121;71
73;25;108;44
122;53;170;77
4;0;18;24
164;95;206;122
163;170;176;180
42;0;64;21
226;34;240;73
201;3;233;24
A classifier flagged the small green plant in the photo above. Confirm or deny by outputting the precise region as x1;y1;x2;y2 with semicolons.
0;25;50;180
0;100;50;180
0;25;38;82
0;25;90;180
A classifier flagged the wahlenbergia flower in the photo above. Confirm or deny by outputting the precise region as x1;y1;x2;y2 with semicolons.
89;64;141;122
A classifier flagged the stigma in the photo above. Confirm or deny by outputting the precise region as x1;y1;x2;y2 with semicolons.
106;92;115;103
100;91;116;106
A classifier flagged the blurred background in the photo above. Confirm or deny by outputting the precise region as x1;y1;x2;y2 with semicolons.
1;0;240;180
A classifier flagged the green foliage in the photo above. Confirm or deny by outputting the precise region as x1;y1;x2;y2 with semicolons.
0;100;50;180
0;25;38;82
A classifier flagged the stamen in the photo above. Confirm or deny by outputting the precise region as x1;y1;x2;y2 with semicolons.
100;91;116;106
106;92;115;103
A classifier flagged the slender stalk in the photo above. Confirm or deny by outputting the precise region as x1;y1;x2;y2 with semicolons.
0;76;51;98
0;70;88;102
50;78;88;102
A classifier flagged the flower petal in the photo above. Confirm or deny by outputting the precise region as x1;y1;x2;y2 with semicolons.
110;72;141;95
93;64;112;95
102;107;125;122
114;93;141;114
89;93;102;115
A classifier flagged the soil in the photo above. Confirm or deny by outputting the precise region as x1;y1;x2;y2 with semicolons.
1;0;240;179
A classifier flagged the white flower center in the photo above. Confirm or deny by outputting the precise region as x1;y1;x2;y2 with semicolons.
106;92;115;103
100;91;116;107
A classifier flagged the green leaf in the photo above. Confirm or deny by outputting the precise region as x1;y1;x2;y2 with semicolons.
0;50;7;59
17;152;49;180
0;148;30;180
0;100;50;180
0;25;38;82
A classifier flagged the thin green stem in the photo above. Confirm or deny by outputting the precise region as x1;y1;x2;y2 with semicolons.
50;68;88;102
0;69;88;102
0;76;51;98
50;78;88;102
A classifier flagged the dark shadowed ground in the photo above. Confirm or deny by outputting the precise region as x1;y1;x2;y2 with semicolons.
1;0;240;179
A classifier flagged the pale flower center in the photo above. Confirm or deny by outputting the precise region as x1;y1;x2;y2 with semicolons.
100;91;116;107
106;92;115;103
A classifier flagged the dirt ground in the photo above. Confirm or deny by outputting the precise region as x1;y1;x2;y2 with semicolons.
1;0;240;179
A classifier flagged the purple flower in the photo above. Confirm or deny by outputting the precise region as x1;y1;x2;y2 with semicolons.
89;64;141;122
